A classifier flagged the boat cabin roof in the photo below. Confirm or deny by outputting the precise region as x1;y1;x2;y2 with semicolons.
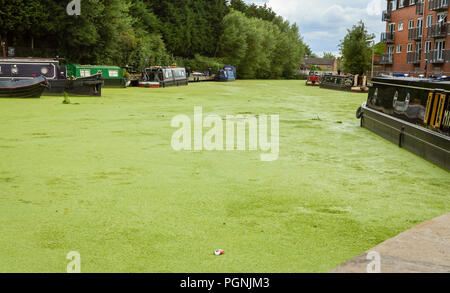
0;57;60;63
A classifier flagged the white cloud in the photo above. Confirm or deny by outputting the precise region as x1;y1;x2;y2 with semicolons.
246;0;386;54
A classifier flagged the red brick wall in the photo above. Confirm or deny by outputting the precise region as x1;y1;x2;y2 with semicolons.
383;1;450;76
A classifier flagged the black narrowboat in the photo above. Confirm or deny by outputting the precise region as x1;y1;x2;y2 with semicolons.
139;66;188;88
0;58;103;96
357;77;450;170
320;75;369;92
0;75;47;98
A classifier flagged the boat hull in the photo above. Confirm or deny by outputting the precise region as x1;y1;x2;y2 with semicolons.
45;74;104;96
0;76;47;98
359;102;450;170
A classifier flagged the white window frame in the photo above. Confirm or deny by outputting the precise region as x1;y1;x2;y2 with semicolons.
80;69;91;77
407;43;413;53
396;44;402;53
398;22;404;31
426;15;433;28
108;70;119;78
425;40;432;53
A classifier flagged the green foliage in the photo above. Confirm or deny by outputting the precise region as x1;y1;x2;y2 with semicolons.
62;92;71;104
373;42;385;55
322;52;336;59
217;10;305;79
0;0;306;78
339;21;375;75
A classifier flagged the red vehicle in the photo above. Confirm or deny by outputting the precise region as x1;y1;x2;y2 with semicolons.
306;71;322;86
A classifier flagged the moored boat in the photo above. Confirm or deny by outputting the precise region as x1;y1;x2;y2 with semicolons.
357;76;450;170
139;66;188;88
320;74;369;92
66;64;129;88
65;73;104;96
0;58;104;96
0;76;47;98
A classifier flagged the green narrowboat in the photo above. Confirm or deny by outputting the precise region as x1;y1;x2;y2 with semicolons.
66;64;129;88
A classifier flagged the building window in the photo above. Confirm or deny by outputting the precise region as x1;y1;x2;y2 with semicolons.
426;15;433;28
425;41;432;53
396;44;402;53
416;42;422;52
398;22;404;31
399;0;404;8
409;0;415;5
388;45;394;54
407;43;413;53
80;69;91;77
408;19;414;29
108;70;119;77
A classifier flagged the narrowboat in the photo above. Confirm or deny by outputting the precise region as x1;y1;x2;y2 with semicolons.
66;64;129;88
357;77;450;170
0;58;104;96
306;72;322;86
139;66;188;88
0;57;66;94
0;75;47;98
216;65;236;82
188;71;216;82
320;75;369;92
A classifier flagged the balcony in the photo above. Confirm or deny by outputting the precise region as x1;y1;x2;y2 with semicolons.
382;10;392;22
408;27;423;40
407;51;421;64
381;32;395;43
425;49;450;63
427;23;449;38
429;0;448;11
380;53;394;65
416;2;424;14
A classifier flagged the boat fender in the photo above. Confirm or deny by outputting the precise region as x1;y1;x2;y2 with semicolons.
356;106;363;119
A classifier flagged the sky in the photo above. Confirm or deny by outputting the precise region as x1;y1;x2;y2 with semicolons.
246;0;386;57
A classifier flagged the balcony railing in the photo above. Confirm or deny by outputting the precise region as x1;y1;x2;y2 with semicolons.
382;10;392;22
416;2;424;14
427;23;449;38
380;53;394;64
407;51;421;64
381;32;395;43
425;49;450;63
408;27;423;40
429;0;448;11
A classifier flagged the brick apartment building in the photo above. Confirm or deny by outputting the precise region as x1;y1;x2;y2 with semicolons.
381;0;449;76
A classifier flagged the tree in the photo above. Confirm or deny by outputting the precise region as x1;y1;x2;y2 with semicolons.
322;52;335;59
339;21;375;75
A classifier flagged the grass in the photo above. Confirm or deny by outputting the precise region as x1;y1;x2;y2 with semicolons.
0;80;448;273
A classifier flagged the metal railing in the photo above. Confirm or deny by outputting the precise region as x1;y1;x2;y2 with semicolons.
425;49;450;63
429;0;448;11
380;53;394;64
416;2;424;14
382;10;392;22
427;23;449;38
381;32;395;43
408;27;423;40
407;51;421;64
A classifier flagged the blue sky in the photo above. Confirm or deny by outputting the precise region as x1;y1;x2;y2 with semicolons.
246;0;386;56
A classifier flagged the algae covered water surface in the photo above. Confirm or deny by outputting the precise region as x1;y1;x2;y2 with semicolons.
0;80;448;272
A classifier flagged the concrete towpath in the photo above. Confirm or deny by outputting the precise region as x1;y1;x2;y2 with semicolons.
331;213;450;273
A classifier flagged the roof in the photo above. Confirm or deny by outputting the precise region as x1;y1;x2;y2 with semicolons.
0;57;59;63
69;64;120;69
303;58;336;66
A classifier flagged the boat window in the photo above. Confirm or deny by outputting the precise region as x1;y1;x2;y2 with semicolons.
80;69;91;77
109;70;119;77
